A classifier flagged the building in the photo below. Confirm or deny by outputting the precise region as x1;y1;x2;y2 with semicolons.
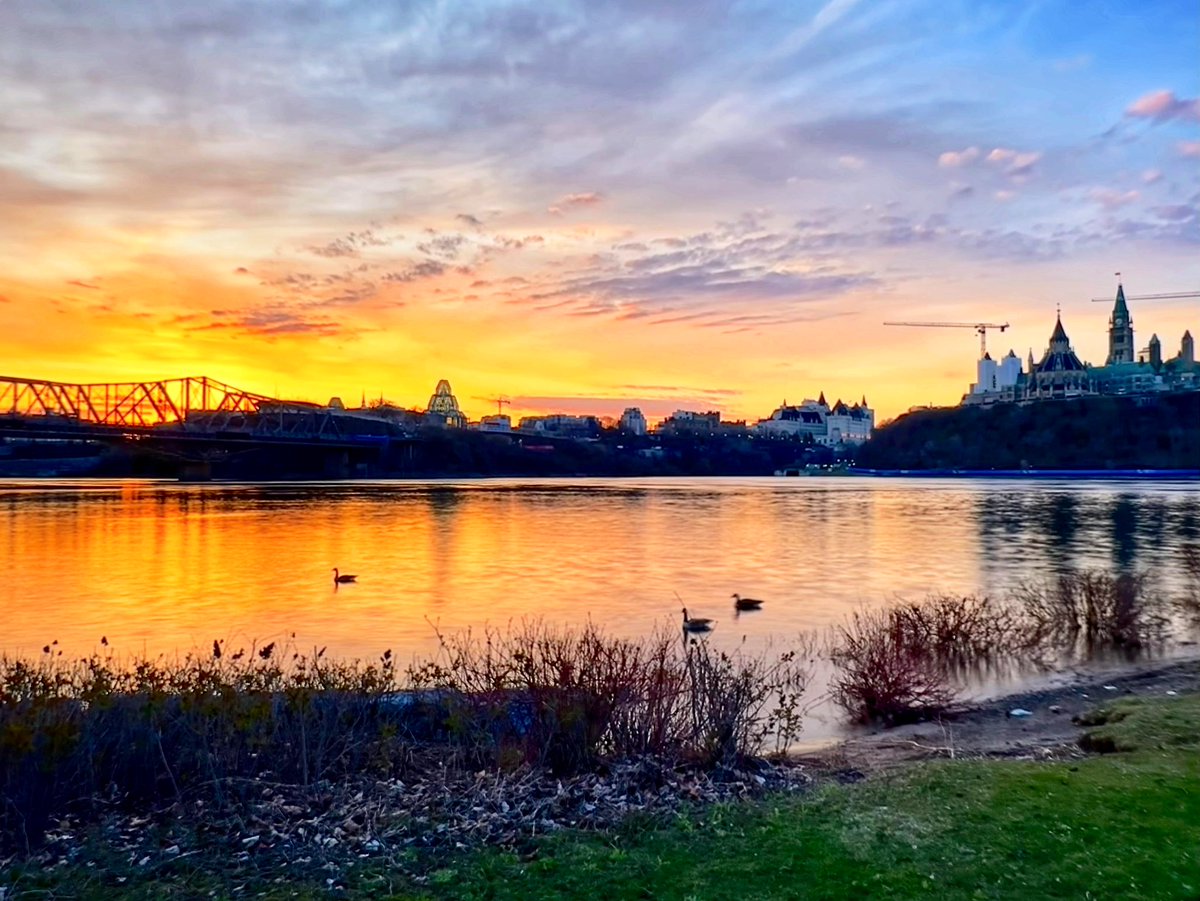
753;393;874;445
516;414;601;437
657;410;721;435
425;379;467;427
1088;285;1197;396
956;282;1197;406
1106;283;1135;365
477;414;512;432
619;407;647;435
969;349;1023;401
1026;314;1094;400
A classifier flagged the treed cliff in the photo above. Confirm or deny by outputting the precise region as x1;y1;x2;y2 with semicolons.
855;392;1200;471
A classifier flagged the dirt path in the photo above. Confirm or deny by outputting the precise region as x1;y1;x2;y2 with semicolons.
806;656;1200;772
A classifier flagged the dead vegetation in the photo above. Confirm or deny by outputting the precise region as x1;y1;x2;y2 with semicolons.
1;623;812;850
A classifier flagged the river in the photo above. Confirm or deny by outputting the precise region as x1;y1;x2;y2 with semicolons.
2;477;1197;735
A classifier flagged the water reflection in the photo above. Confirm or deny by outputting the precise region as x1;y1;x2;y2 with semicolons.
0;478;1196;675
975;482;1198;583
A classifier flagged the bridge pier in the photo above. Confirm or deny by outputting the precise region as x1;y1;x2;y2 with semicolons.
322;451;351;480
179;461;213;482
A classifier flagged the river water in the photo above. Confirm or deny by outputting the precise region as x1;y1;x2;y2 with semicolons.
2;477;1197;735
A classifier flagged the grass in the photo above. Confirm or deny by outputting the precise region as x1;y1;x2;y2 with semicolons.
7;692;1200;900
1076;692;1200;753
449;752;1200;900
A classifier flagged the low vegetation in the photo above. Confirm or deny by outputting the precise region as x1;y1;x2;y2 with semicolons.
0;624;810;850
3;558;1199;870
6;693;1199;900
828;558;1197;723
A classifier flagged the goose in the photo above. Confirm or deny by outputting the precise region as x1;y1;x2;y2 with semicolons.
732;593;765;611
681;607;714;633
333;568;358;584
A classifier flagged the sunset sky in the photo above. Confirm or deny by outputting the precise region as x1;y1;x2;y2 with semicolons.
2;0;1197;422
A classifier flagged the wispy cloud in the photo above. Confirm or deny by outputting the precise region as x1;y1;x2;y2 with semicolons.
1125;90;1200;123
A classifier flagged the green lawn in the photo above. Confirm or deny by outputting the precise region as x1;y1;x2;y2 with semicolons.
6;694;1200;901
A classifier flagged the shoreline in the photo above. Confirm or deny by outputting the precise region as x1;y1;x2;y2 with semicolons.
820;653;1200;770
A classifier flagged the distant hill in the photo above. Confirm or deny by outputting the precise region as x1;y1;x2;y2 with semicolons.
856;392;1200;471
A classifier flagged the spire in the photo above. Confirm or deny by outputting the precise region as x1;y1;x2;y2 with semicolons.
861;394;867;407
818;391;826;406
1050;313;1069;346
1113;283;1129;320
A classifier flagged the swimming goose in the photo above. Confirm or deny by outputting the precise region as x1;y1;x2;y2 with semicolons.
682;607;714;632
333;568;358;584
732;593;764;610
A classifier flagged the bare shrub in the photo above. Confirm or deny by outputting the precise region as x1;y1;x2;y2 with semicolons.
828;607;957;725
0;641;403;852
888;594;1021;665
1012;570;1169;651
681;636;813;765
405;620;813;772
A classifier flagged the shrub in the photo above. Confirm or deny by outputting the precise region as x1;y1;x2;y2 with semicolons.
0;641;403;852
406;620;813;772
828;607;957;725
1;624;813;849
887;594;1021;666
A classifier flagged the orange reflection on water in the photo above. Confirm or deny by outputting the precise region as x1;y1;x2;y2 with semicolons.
1;478;1196;673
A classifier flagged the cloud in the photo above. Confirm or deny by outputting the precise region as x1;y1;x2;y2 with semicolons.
66;279;99;290
1090;188;1140;209
938;147;980;168
1125;90;1200;123
548;192;604;215
1151;205;1195;222
195;305;345;337
982;148;1041;178
307;230;390;258
837;155;865;170
1141;169;1163;184
381;260;447;282
1178;141;1200;158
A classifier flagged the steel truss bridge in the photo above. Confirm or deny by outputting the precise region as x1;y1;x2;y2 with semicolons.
0;375;411;450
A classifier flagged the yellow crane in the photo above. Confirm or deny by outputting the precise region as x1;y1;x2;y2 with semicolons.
882;321;1010;359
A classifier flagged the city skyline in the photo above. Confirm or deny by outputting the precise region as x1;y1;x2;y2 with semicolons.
2;0;1198;421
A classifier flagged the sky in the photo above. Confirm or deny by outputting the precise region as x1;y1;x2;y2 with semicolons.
1;0;1198;423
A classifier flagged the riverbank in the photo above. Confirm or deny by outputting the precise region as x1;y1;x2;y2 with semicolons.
827;653;1200;768
5;659;1198;900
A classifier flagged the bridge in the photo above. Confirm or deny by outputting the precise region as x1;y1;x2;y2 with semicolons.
0;375;417;477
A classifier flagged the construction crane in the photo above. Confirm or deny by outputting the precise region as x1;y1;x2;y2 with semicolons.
1091;291;1200;302
486;395;511;416
883;321;1010;359
1091;272;1199;303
